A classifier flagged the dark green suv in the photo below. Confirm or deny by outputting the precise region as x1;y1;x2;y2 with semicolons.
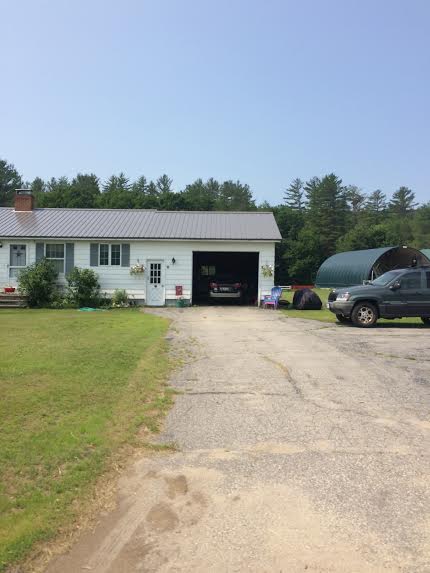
327;267;430;327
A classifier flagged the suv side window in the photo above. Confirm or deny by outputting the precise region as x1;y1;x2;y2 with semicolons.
400;271;422;289
426;272;430;289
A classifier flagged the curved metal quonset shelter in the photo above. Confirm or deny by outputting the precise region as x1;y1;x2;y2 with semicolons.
316;246;430;288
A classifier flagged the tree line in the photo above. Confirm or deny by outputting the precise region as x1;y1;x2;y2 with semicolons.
1;158;429;283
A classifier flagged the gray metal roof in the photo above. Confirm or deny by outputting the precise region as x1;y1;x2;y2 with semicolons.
0;208;281;241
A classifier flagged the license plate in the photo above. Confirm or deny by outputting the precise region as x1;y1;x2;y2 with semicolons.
220;287;231;292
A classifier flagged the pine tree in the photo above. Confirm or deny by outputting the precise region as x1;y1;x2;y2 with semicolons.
366;189;387;214
345;185;366;214
69;174;100;207
102;173;130;193
284;178;304;210
156;174;173;194
0;158;22;206
305;173;349;257
216;180;255;210
132;176;148;194
389;186;417;215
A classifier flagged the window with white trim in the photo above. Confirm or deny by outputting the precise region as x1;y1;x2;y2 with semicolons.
99;244;109;265
99;244;121;266
111;244;120;266
45;243;65;274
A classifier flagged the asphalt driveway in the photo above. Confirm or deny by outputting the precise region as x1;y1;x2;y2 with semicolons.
48;307;430;572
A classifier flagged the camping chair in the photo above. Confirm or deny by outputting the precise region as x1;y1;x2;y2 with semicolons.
261;286;283;309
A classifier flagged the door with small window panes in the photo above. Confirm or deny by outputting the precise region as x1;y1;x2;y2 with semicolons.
9;245;27;284
146;261;165;306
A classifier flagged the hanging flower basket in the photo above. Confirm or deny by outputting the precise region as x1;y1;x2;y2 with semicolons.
261;264;274;278
130;263;145;275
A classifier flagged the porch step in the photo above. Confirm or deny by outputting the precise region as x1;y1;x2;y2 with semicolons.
0;293;28;308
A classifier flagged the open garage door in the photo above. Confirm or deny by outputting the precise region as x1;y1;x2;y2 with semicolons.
192;251;259;305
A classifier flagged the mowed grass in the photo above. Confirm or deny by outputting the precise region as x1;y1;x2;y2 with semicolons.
281;288;425;326
0;309;172;571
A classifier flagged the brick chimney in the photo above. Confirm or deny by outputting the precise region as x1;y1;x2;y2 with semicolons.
14;189;34;211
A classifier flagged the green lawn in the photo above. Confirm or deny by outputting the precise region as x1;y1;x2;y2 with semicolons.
281;288;425;326
0;309;172;571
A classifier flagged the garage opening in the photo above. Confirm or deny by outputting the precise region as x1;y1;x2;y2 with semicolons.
192;252;259;305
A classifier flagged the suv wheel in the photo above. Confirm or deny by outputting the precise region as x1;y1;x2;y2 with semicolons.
351;302;378;327
336;314;351;324
421;317;430;326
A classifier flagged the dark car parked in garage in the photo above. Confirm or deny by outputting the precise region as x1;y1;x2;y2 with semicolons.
209;274;247;303
328;267;430;327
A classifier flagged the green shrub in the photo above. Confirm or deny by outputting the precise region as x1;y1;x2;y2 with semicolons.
66;267;100;307
99;293;112;308
112;289;129;307
18;259;58;307
49;291;76;309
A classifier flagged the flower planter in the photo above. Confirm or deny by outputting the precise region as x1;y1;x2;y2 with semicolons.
4;287;16;293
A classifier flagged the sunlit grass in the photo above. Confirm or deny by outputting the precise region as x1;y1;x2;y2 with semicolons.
0;309;171;571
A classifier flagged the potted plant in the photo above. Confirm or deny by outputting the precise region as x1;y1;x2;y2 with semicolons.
261;264;274;278
130;262;145;275
176;296;185;308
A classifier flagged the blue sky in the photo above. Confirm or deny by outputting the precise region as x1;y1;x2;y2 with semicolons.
1;0;429;204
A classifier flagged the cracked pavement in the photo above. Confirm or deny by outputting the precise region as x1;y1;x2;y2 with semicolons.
48;307;430;573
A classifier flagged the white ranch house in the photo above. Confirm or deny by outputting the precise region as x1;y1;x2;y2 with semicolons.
0;190;281;306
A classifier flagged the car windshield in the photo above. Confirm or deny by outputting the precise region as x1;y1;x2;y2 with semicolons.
371;270;404;286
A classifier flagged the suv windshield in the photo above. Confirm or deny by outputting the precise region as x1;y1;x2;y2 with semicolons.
371;270;404;286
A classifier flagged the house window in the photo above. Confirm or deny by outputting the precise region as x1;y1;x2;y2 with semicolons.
111;244;121;266
99;244;109;265
9;244;27;278
99;244;121;266
45;243;65;274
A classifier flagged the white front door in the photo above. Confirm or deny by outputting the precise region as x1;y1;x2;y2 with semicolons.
9;244;27;286
146;261;165;306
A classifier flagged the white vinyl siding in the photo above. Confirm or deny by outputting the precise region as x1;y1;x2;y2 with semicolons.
0;239;276;302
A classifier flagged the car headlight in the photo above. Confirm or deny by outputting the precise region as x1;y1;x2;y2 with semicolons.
336;292;350;301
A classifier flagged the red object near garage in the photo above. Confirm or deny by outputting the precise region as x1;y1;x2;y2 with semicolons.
175;285;183;296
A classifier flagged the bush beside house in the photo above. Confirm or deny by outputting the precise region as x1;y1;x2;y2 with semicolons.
18;260;102;308
66;267;100;307
18;259;58;307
